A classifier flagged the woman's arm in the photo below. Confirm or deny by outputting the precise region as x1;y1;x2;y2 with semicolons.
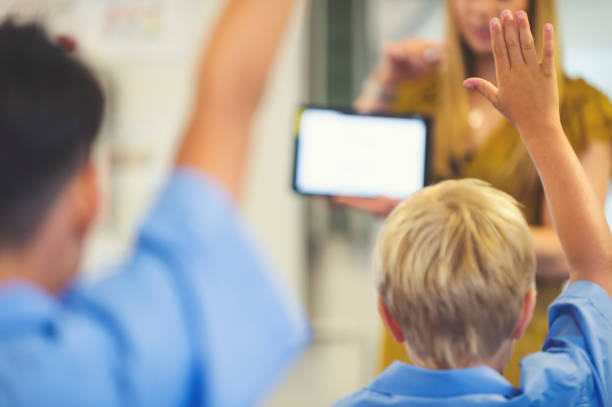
533;139;612;281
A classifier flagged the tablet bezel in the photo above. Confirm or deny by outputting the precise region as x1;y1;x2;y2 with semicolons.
292;104;433;198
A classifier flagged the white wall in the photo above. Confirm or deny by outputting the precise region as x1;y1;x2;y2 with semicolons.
559;0;612;98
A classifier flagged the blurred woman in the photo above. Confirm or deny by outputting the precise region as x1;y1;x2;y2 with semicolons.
344;0;612;385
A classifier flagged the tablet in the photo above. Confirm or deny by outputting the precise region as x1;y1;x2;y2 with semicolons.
293;106;432;199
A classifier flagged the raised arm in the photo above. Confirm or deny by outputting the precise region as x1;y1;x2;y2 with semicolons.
464;10;612;295
177;0;300;198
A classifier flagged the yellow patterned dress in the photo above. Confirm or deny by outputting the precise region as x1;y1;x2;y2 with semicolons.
379;73;612;386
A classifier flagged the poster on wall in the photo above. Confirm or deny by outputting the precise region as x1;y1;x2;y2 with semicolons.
0;0;197;61
76;0;198;61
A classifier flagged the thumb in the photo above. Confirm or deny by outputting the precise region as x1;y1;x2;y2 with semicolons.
463;78;499;106
384;42;403;61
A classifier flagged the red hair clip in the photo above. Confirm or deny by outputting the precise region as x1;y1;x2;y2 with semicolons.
57;35;77;53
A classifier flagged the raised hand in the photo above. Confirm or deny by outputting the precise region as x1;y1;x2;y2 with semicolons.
356;39;444;112
465;10;612;295
463;10;560;135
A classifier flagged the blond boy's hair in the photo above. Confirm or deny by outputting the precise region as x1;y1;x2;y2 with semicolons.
376;179;536;369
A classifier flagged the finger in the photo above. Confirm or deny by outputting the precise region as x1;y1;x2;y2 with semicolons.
490;18;510;75
422;42;445;65
401;42;425;66
541;23;555;76
331;196;355;206
501;9;524;67
359;198;391;214
378;197;401;217
516;11;538;67
332;196;377;211
463;78;499;107
385;43;405;62
423;47;441;65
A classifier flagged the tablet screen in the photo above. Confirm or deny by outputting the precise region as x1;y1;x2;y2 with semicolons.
293;107;431;199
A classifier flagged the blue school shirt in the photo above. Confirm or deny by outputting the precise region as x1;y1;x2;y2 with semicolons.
334;281;612;407
0;169;310;407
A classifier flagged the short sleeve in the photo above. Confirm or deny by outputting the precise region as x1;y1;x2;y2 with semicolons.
539;281;612;405
561;77;612;153
73;169;310;407
136;168;310;406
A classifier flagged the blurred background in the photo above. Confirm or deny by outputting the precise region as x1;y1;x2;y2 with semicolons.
3;1;612;406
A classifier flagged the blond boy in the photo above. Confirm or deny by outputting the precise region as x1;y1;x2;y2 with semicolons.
335;9;612;407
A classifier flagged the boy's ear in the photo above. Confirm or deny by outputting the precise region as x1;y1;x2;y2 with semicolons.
72;159;100;235
377;298;405;343
511;289;537;340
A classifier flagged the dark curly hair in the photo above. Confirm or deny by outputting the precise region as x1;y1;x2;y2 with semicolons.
0;20;104;247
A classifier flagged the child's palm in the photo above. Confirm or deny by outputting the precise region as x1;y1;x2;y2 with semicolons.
464;10;560;134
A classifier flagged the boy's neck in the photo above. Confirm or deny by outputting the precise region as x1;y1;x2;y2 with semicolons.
405;339;512;376
486;339;514;375
0;251;44;290
0;234;81;295
0;252;57;294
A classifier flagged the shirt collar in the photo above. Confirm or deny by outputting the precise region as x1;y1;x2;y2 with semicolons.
368;361;519;399
0;280;58;334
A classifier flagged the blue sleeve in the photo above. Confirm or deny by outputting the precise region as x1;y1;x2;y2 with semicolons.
522;281;612;405
71;169;310;406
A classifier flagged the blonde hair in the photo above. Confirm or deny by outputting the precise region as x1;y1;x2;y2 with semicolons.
435;0;562;189
375;179;536;369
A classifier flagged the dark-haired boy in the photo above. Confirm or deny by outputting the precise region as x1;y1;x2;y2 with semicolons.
0;0;308;406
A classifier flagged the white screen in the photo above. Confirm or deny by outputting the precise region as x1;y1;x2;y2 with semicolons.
295;108;428;199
